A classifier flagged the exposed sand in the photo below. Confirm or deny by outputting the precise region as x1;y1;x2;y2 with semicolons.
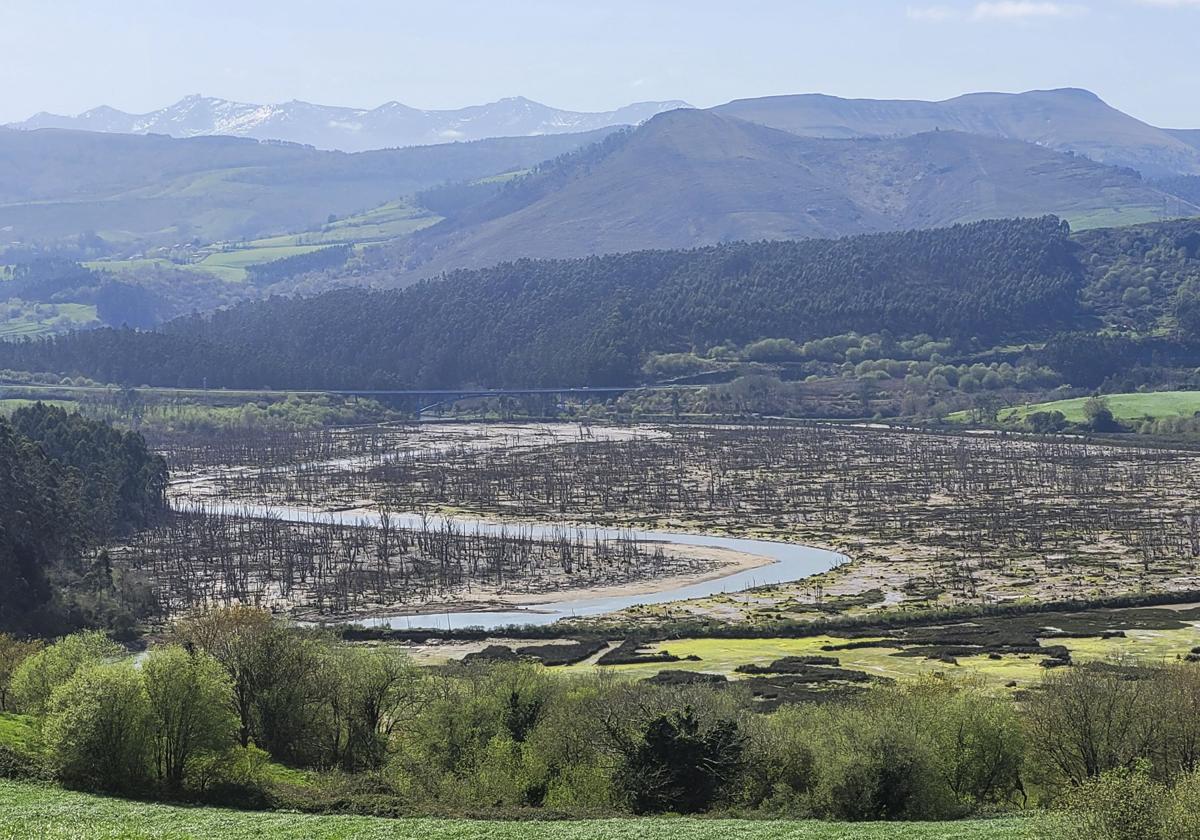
296;542;776;622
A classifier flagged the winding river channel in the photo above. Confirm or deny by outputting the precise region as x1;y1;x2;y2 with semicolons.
197;502;845;630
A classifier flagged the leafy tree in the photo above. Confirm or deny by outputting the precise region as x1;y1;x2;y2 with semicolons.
10;631;122;716
1027;663;1159;785
1175;277;1200;339
1084;395;1121;432
0;408;167;634
0;634;42;711
613;707;744;814
172;607;274;749
142;645;238;789
43;661;151;792
1026;410;1068;434
331;646;423;772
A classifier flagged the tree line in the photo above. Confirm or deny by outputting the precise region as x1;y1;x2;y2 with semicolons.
5;609;1200;836
0;216;1082;389
0;404;167;635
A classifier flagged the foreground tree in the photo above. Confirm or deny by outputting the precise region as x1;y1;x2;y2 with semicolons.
1027;663;1159;785
143;645;238;790
612;707;744;814
331;646;424;772
9;631;122;716
172;607;275;748
0;634;42;712
43;661;151;792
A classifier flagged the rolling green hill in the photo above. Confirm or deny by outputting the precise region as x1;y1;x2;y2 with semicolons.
0;217;1083;389
0;127;614;250
0;781;1025;840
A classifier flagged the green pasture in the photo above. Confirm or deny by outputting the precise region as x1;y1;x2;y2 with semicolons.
0;780;1026;840
1001;391;1200;424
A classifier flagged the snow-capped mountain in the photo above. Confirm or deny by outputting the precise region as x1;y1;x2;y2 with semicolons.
7;95;691;152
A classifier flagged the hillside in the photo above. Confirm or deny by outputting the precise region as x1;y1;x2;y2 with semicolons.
401;109;1191;274
0;127;615;248
714;88;1200;178
1169;129;1200;151
6;94;689;152
0;217;1083;389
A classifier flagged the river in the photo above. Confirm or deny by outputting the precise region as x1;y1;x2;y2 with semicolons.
194;502;844;630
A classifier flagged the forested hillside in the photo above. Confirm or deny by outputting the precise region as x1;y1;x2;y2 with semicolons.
0;405;167;635
0;217;1081;389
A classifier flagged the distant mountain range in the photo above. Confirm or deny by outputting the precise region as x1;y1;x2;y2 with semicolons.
713;88;1200;179
5;95;690;152
2;87;1199;267
9;88;1198;179
400;108;1199;275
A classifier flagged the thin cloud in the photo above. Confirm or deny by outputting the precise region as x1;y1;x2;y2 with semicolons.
908;2;1088;21
1136;0;1200;6
907;5;959;20
973;2;1088;19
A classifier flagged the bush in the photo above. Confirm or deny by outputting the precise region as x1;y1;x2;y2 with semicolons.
9;631;122;716
0;743;50;780
613;706;745;814
43;661;151;792
1032;766;1200;840
188;744;275;808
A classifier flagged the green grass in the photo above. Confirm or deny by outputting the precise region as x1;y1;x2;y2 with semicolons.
1061;205;1170;231
0;780;1026;840
0;713;40;755
88;201;438;285
1000;391;1200;424
472;169;529;185
0;303;99;339
244;200;440;249
91;245;333;284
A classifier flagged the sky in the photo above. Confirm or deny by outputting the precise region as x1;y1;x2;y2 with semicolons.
0;0;1198;127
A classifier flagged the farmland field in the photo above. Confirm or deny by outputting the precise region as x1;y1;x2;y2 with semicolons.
0;781;1027;840
86;200;439;284
0;302;98;339
1000;390;1200;423
244;199;440;249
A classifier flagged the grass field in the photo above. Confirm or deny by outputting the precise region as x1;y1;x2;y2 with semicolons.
1060;205;1170;231
0;781;1026;840
999;391;1200;424
87;201;439;284
0;303;99;339
245;200;440;249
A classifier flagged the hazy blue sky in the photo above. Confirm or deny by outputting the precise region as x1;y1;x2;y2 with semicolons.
1;0;1197;126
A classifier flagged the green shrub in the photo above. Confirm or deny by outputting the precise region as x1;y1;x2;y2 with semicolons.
613;707;745;815
10;631;122;716
188;744;275;809
43;661;151;792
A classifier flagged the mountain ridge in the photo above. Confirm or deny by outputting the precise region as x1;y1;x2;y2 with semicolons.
397;108;1197;276
713;88;1200;178
7;94;691;152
